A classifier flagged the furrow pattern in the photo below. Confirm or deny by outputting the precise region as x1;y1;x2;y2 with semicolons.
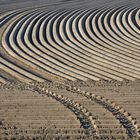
1;7;140;82
66;86;140;138
0;85;88;139
0;83;99;139
1;2;140;139
0;75;7;83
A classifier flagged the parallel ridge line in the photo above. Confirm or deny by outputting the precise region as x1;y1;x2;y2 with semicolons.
1;6;140;82
0;75;7;83
0;57;45;83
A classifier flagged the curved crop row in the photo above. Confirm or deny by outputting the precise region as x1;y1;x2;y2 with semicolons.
0;75;7;83
1;7;140;82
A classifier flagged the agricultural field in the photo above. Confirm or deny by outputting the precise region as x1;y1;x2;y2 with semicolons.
0;0;140;139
